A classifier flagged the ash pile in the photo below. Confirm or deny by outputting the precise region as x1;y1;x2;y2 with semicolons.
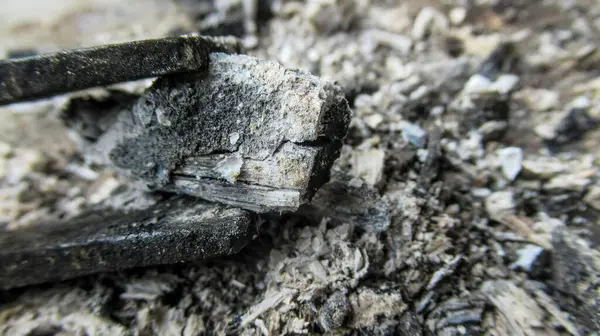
1;0;600;335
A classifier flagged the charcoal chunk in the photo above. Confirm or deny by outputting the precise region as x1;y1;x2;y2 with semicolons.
67;53;351;213
0;197;254;290
0;36;241;105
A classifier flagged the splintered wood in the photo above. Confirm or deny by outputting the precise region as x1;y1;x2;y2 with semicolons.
65;53;351;212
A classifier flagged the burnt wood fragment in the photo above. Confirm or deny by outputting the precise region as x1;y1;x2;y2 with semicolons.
551;227;600;334
298;172;390;232
0;36;241;105
416;130;442;196
65;53;351;213
0;197;254;290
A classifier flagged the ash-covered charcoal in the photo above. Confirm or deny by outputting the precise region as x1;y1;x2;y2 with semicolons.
357;320;402;336
478;279;574;335
510;244;549;278
318;291;351;332
298;172;391;233
67;53;351;213
425;297;487;335
179;0;273;39
3;0;600;334
398;100;432;124
348;287;406;335
477;42;520;80
0;36;242;105
550;107;598;145
456;92;510;141
193;1;247;38
536;191;585;217
397;311;423;336
551;227;600;334
0;196;254;290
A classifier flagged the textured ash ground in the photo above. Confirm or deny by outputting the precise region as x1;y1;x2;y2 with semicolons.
1;0;600;335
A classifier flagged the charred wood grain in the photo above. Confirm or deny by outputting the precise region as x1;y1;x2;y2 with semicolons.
552;227;600;334
0;197;254;290
0;35;242;105
65;53;351;212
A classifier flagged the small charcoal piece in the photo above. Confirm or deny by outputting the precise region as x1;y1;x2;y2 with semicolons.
477;42;518;80
426;296;486;335
5;48;38;58
479;280;546;335
298;172;390;232
0;35;242;105
551;227;600;334
0;197;254;290
65;53;351;213
551;107;598;145
458;92;510;139
318;291;351;332
397;312;424;336
416;130;442;195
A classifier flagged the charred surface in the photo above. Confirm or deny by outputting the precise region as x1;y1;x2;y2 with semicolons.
0;36;241;105
0;196;254;290
68;53;351;212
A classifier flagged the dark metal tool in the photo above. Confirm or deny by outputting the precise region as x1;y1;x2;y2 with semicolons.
0;35;241;105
